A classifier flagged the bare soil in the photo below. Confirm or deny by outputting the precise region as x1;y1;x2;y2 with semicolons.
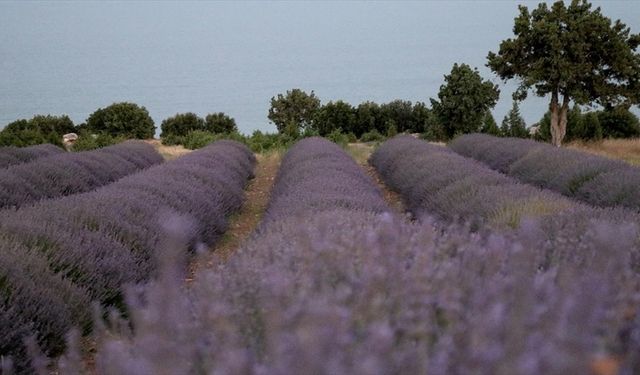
346;143;406;215
187;150;283;278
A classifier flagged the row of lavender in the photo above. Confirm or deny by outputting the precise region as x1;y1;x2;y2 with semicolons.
0;140;255;373
0;141;163;209
0;144;63;169
370;135;579;229
450;133;640;211
52;137;640;374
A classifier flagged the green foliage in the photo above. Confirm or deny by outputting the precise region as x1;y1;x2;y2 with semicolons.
380;100;414;133
430;63;500;139
326;128;350;147
205;112;238;134
182;130;217;150
480;112;500;136
246;130;293;153
314;100;356;136
86;102;155;139
353;102;383;137
598;106;640;139
160;112;205;138
72;131;122;151
268;89;321;135
386;121;398;137
360;129;385;143
161;134;185;146
0;115;75;147
411;102;433;134
488;0;640;144
581;112;603;141
501;101;528;138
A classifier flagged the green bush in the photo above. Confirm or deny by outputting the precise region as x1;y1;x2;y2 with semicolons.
182;130;218;150
326;128;349;147
360;129;385;143
598;106;640;139
161;134;185;146
204;113;238;134
86;102;155;139
161;113;205;138
72;131;122;151
0;115;75;147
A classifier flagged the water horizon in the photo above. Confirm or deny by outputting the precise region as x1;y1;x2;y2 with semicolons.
1;1;639;135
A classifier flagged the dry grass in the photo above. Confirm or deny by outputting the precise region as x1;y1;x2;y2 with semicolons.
568;138;640;166
144;139;192;160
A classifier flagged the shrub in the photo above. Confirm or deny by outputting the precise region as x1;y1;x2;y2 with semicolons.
262;137;388;224
325;128;349;147
204;112;238;134
182;130;217;150
0;115;75;147
449;133;640;211
51;138;640;375
71;131;123;151
371;135;576;229
598;106;640;139
160;112;205;138
0;140;256;369
0;144;64;169
0;141;163;208
360;129;385;142
86;102;155;139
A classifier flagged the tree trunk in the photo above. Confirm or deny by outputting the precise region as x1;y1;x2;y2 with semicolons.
549;92;569;147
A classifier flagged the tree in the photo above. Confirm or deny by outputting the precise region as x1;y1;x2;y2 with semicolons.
313;100;355;136
412;102;432;134
380;100;414;133
430;63;500;139
86;102;155;139
160;112;205;138
487;0;640;146
598;106;640;139
353;102;382;138
0;115;75;147
205;113;238;134
581;112;603;141
501;101;529;138
480;112;500;136
268;89;320;135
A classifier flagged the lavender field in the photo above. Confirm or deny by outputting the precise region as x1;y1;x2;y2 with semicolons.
1;135;640;375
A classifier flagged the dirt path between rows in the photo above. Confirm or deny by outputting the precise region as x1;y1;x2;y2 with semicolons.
187;150;282;278
347;143;406;216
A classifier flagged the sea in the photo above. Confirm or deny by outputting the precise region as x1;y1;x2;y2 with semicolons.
1;1;639;135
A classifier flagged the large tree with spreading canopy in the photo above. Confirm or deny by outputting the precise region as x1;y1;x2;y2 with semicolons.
487;0;640;146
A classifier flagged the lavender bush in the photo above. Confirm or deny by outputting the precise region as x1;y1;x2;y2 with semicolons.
370;135;577;229
450;134;640;211
0;141;164;209
58;197;640;374
0;144;64;169
0;140;255;372
262;137;389;224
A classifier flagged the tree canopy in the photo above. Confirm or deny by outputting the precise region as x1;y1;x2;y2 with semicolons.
268;89;321;136
205;113;238;134
160;112;205;138
430;63;500;139
501;101;528;138
0;115;75;147
488;0;640;146
86;102;155;139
